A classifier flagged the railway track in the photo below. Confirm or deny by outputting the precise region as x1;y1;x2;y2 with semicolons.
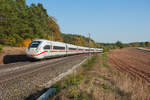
0;57;68;83
0;54;88;100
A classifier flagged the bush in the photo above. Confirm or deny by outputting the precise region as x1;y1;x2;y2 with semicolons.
22;39;32;47
0;44;3;52
79;93;92;100
116;41;124;48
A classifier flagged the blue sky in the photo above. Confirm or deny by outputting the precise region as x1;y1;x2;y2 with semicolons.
26;0;150;43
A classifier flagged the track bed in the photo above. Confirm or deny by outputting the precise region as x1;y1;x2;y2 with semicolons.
0;54;88;100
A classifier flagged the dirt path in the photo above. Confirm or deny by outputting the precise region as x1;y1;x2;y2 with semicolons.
108;48;150;84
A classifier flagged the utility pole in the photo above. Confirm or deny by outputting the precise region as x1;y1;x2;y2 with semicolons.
88;33;91;58
51;32;53;41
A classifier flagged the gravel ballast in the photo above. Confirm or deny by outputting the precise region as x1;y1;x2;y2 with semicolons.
0;54;88;100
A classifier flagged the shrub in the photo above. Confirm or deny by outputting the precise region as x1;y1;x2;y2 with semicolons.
22;39;32;47
116;41;124;49
69;86;80;99
0;44;3;52
79;93;92;100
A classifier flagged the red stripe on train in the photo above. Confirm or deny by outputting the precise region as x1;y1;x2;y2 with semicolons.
27;50;91;56
27;51;48;56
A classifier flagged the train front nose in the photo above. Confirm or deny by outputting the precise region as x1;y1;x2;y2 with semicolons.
26;47;40;57
26;47;44;59
26;41;42;59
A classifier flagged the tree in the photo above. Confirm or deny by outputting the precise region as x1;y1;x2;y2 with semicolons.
47;17;63;41
145;41;150;47
62;33;96;47
115;41;124;48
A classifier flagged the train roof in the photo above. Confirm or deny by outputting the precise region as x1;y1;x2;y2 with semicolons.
33;39;101;49
66;43;78;48
35;39;66;46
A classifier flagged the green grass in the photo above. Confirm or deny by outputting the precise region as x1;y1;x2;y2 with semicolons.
82;55;97;68
50;55;97;99
101;53;111;69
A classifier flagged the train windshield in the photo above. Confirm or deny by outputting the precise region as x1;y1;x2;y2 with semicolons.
28;41;41;48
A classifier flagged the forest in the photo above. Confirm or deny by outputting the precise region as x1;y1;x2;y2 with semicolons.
0;0;96;47
0;0;150;52
0;0;63;46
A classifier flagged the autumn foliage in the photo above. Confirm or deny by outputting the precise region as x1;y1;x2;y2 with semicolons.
62;34;96;47
22;39;32;47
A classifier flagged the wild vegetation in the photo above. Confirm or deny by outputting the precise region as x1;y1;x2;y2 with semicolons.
62;33;96;47
0;44;2;52
49;53;150;100
0;0;63;47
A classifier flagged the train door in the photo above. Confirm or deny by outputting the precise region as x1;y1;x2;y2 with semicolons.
66;44;68;56
43;42;52;58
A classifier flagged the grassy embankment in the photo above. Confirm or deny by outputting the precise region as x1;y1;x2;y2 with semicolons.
49;53;150;100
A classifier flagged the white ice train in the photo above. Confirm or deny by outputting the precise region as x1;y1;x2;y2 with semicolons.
26;39;103;59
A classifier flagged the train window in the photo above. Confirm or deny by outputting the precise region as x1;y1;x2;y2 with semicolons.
69;48;76;50
53;46;65;50
28;41;41;48
79;49;83;51
43;45;51;50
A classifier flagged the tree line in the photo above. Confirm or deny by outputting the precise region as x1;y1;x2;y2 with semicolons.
0;0;63;46
99;41;150;52
62;33;96;48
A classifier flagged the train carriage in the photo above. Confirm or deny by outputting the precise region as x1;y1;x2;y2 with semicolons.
66;44;78;55
26;39;103;59
50;41;66;57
